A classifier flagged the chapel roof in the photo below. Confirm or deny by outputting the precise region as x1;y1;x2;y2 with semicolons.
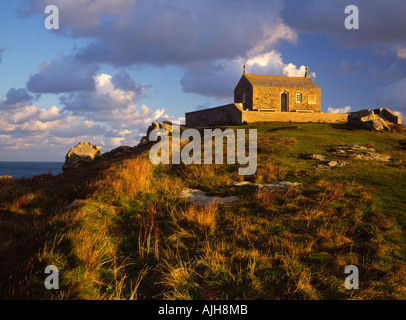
243;73;320;90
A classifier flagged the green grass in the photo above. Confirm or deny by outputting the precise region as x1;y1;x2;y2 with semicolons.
1;122;406;299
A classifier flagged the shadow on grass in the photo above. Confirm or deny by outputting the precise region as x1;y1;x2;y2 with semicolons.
267;126;299;133
330;123;365;131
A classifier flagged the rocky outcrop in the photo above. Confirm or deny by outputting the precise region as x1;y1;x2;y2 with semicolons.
304;153;352;169
351;152;391;162
102;146;135;161
0;175;13;180
137;121;174;147
179;188;239;206
348;109;390;131
330;145;391;162
63;142;102;171
337;145;376;152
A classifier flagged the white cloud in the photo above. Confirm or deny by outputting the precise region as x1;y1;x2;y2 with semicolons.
0;101;130;159
1;70;183;160
0;104;97;135
181;50;316;99
0;102;106;160
61;72;146;114
397;47;406;59
246;51;284;72
59;72;182;134
327;106;352;113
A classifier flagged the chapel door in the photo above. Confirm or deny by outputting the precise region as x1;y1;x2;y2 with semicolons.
281;92;289;112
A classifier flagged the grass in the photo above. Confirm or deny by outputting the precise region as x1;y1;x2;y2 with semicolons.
1;122;406;299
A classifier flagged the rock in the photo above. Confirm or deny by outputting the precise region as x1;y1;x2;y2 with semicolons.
231;181;301;189
159;121;173;134
332;145;390;162
330;144;377;157
102;146;134;160
327;160;351;167
136;136;149;147
63;142;102;171
306;154;327;161
351;152;391;162
363;118;391;131
179;188;239;206
304;152;353;168
331;149;347;156
67;199;85;209
0;175;13;180
146;122;160;138
316;160;352;169
327;161;338;167
138;121;174;147
338;144;375;152
231;181;252;187
252;181;301;189
348;109;390;131
348;109;375;125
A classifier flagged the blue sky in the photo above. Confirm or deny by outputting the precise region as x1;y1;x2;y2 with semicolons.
1;0;406;161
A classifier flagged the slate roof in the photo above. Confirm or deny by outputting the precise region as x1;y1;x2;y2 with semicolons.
244;74;320;90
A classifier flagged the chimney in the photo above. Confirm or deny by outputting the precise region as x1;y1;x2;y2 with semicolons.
243;64;247;75
305;66;309;78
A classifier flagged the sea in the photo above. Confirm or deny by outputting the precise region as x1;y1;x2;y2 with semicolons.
0;161;64;179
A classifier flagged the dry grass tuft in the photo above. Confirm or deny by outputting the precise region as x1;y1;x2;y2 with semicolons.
171;203;218;235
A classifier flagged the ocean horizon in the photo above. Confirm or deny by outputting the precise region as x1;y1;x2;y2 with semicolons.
0;161;64;179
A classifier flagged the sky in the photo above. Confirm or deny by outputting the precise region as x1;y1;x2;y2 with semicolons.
1;0;406;161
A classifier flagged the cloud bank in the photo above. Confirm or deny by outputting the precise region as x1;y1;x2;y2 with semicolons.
23;0;296;67
327;106;352;113
26;53;100;93
1;70;182;160
181;51;314;99
281;0;406;48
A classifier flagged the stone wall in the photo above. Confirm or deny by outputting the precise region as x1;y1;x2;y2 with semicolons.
234;76;321;112
252;87;321;112
185;104;348;126
234;77;253;110
242;110;348;124
185;103;244;127
185;104;402;127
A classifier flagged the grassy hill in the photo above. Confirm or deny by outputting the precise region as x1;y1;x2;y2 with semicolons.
1;122;406;300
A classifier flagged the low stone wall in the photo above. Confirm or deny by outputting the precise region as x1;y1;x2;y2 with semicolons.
242;110;348;124
185;103;244;127
185;104;402;127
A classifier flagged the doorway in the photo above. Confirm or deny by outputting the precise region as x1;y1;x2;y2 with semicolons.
281;92;289;112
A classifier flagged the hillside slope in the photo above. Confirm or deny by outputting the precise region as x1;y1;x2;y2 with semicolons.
1;122;406;299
